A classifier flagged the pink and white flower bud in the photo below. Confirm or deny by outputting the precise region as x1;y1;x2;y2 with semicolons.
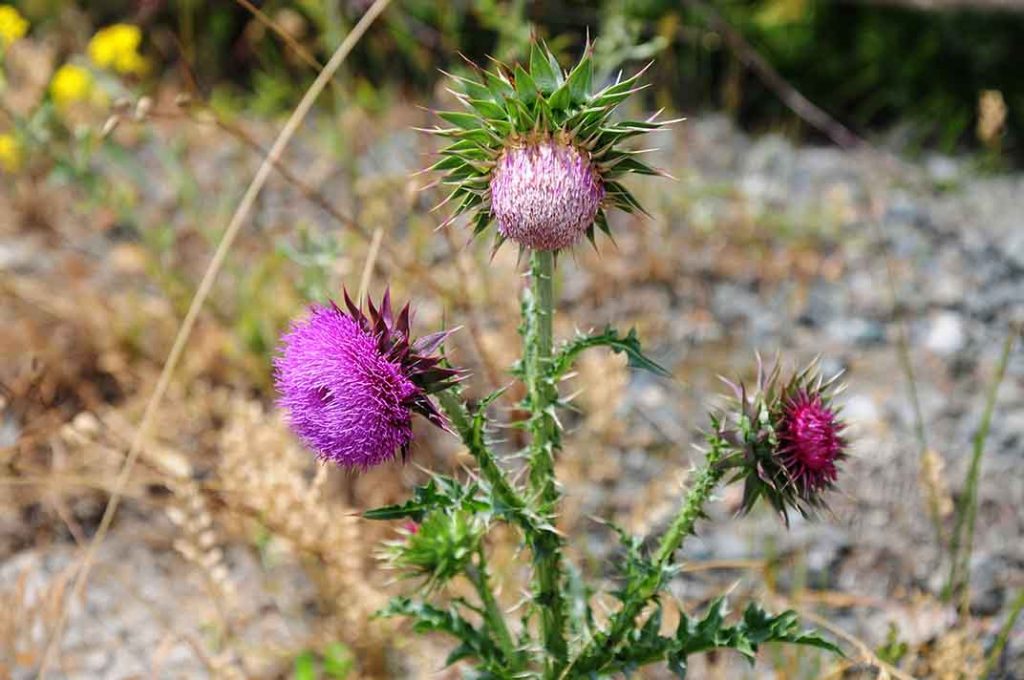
489;140;605;251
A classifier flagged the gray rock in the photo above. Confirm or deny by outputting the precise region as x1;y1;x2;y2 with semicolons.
925;312;967;356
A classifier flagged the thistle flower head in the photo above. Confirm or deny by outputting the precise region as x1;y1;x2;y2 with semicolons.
777;391;844;495
490;138;605;250
274;290;460;469
382;509;483;591
716;356;847;523
426;40;675;253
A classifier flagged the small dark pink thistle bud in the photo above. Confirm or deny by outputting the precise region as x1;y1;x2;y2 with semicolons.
274;290;460;469
717;356;848;522
777;392;845;496
489;140;605;251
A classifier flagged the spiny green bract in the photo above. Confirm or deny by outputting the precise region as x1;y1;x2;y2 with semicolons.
381;509;484;591
425;40;678;253
716;355;848;524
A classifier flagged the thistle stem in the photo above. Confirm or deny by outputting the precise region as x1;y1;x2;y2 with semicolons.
653;441;727;566
524;249;568;673
470;546;519;668
568;440;727;674
527;249;558;506
437;389;529;523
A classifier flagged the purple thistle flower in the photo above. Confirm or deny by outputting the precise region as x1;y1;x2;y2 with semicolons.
274;290;459;469
489;139;605;251
777;391;845;496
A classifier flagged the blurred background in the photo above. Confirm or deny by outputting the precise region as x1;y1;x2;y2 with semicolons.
1;0;1022;677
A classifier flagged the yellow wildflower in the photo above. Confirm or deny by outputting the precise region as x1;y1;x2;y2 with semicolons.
0;4;28;48
87;24;148;75
50;64;94;107
0;133;21;173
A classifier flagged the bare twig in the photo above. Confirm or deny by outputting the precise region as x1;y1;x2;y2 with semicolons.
233;0;324;72
682;0;866;150
441;226;505;390
36;2;393;674
357;227;385;304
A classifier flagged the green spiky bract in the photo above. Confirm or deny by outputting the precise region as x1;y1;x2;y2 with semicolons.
717;356;848;524
426;40;676;252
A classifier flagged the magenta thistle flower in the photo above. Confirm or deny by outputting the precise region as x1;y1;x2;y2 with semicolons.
274;290;459;469
490;139;605;251
777;391;845;497
717;356;848;522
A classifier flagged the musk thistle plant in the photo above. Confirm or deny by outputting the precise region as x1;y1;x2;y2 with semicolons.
276;40;846;678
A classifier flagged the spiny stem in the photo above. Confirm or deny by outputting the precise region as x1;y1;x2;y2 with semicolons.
470;546;519;668
524;249;568;673
437;389;529;524
527;249;559;507
568;440;727;674
653;441;728;566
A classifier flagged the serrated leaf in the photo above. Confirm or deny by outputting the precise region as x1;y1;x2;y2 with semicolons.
379;597;500;666
552;326;671;379
363;475;480;521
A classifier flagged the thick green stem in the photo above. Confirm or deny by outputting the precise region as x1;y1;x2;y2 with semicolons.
523;249;568;673
567;441;727;675
527;249;559;506
470;546;519;668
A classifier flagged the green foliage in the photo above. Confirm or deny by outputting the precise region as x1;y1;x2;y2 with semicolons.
382;509;485;590
33;0;1023;156
293;642;353;679
379;597;509;673
364;474;486;522
876;623;910;667
552;325;671;379
574;593;841;676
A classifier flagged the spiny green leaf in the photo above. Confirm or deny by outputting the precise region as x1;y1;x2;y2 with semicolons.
466;98;508;120
379;597;500;665
363;475;480;521
552;326;671;379
547;81;572;113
